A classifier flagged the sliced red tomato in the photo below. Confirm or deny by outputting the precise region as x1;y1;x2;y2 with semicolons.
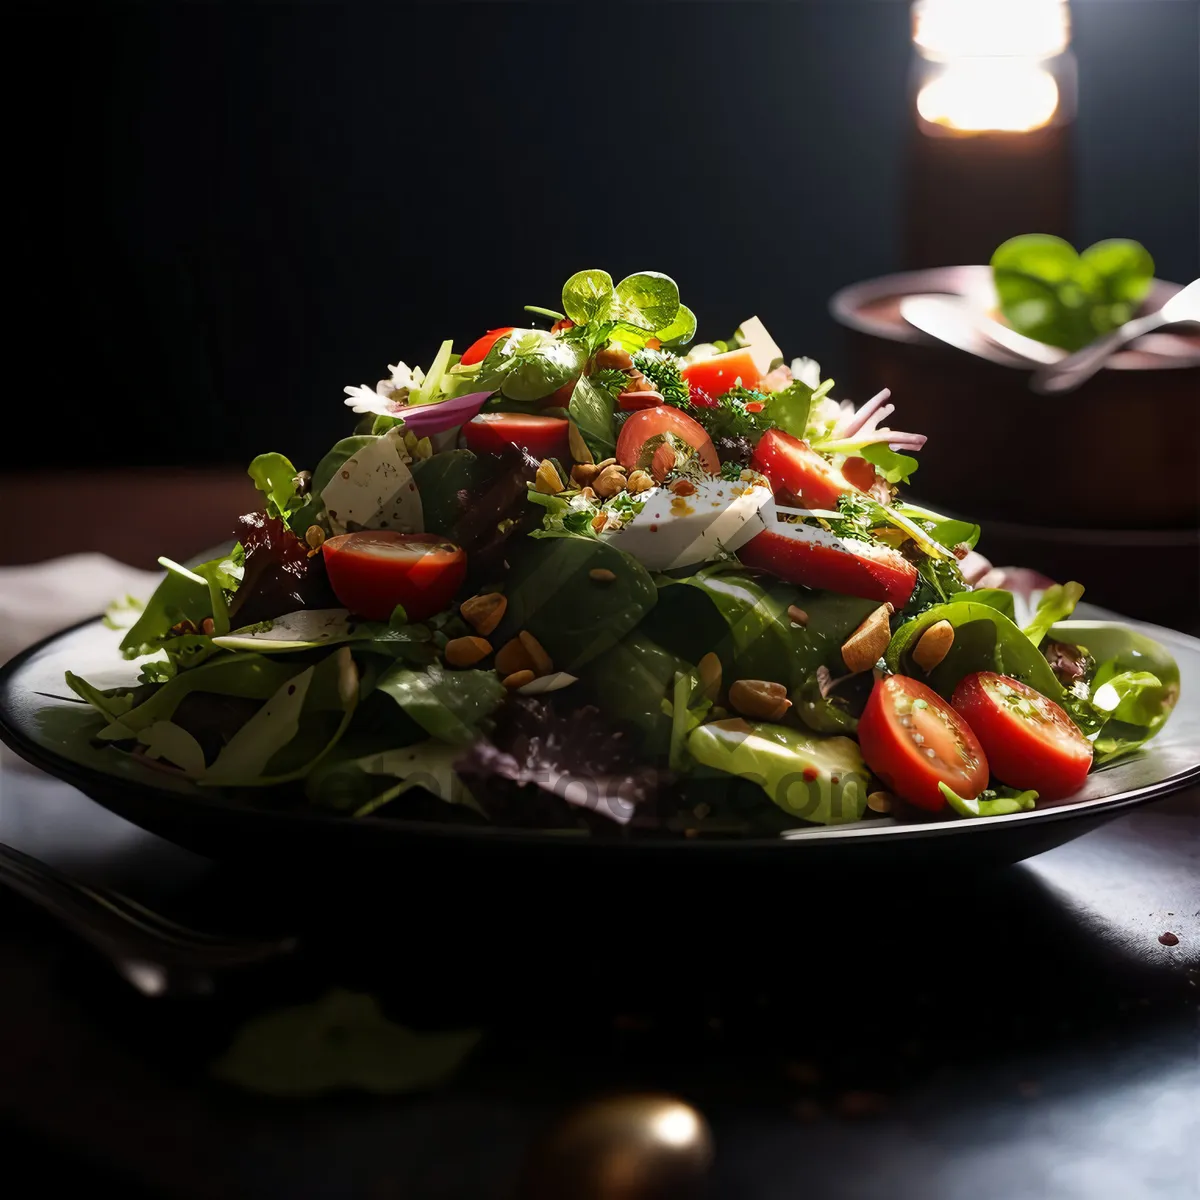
736;524;917;609
951;672;1093;801
750;429;855;510
681;348;763;397
460;327;514;366
615;406;720;479
858;676;990;811
618;391;665;412
687;382;718;409
322;532;467;622
841;456;881;494
463;413;570;461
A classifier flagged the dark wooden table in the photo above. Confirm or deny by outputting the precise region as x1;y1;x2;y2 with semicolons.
0;750;1195;1199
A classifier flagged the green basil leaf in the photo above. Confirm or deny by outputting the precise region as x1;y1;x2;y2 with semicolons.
476;329;586;403
613;271;681;332
247;452;301;521
561;269;614;326
1080;238;1155;329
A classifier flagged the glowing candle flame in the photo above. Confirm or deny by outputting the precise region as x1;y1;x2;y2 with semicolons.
917;61;1060;133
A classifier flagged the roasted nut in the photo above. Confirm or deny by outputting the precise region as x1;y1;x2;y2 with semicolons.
593;464;628;498
495;636;535;676
591;511;608;533
578;486;597;501
589;568;616;583
626;469;655;494
460;592;507;636
518;630;553;676
698;652;722;701
305;524;326;551
595;345;634;371
502;669;536;690
670;478;697;497
867;790;894;813
568;420;594;465
594;457;617;470
445;636;492;667
787;605;809;627
200;617;215;636
571;462;600;487
535;459;564;494
729;679;792;721
841;605;892;674
912;619;954;672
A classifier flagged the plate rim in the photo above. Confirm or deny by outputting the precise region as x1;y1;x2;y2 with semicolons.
1;614;1197;855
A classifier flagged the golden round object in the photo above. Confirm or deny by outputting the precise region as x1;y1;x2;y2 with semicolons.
514;1092;713;1200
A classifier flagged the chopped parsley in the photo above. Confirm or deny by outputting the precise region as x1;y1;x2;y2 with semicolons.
632;348;690;408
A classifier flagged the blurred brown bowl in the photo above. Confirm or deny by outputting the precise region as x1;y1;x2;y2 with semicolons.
829;266;1199;530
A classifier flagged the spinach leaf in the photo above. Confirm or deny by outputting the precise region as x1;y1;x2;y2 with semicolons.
1023;581;1084;647
665;667;712;772
1051;620;1180;765
499;535;658;672
568;373;618;458
1080;239;1156;329
118;556;226;659
950;588;1015;620
860;442;918;485
289;435;378;531
409;449;493;535
612;271;681;332
247;452;302;522
477;329;586;403
376;661;506;746
561;269;614;326
887;600;1067;701
939;782;1038;818
649;565;877;690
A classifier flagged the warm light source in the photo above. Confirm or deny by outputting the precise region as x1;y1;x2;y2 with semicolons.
911;0;1073;136
917;61;1060;133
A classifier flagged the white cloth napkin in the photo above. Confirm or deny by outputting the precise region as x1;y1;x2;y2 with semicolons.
0;554;163;668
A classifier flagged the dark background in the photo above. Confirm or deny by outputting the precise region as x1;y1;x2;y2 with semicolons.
12;0;1200;471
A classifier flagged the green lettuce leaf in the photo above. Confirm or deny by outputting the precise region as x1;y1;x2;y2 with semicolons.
247;452;302;522
1023;581;1084;647
376;661;505;746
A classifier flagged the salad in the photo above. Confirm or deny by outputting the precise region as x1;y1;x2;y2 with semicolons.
71;269;1180;833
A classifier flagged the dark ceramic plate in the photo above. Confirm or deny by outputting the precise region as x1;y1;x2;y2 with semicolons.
1;606;1197;879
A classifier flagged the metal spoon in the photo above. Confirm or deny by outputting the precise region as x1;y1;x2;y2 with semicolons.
0;841;297;996
1030;278;1200;394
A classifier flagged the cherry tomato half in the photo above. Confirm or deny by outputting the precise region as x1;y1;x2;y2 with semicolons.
459;327;515;366
750;429;856;511
951;672;1093;801
615;406;720;480
736;524;917;610
858;675;990;811
680;348;763;397
463;413;570;461
322;532;467;622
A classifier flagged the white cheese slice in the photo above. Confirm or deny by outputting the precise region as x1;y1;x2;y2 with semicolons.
320;428;424;536
603;480;774;571
736;315;784;377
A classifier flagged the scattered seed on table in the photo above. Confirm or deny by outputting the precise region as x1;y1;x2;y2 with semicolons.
1159;931;1180;946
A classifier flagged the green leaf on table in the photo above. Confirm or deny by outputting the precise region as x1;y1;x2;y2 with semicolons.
561;268;614;326
212;988;481;1098
1022;581;1084;647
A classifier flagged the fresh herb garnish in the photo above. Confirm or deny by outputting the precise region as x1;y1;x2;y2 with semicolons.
631;348;690;408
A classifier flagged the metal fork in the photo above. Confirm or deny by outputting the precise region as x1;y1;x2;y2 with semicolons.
0;841;297;996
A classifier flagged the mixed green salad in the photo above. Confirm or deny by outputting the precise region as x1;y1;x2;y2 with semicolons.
71;269;1180;833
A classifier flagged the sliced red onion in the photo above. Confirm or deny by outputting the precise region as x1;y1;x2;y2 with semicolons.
394;391;493;437
847;430;928;451
835;388;891;438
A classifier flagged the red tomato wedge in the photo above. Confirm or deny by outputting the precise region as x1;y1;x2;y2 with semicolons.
736;524;917;609
951;672;1092;801
681;348;763;397
841;456;881;494
858;676;990;811
322;532;467;622
463;413;570;461
459;327;514;366
615;406;720;479
750;429;856;510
